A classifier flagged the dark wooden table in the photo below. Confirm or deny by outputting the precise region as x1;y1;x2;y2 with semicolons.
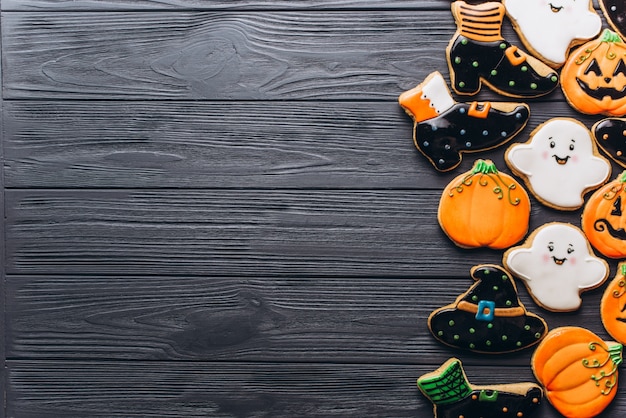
2;0;625;416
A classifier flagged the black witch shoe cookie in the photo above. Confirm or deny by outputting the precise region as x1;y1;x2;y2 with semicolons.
418;358;543;418
600;0;626;40
593;118;626;168
428;265;547;353
399;72;530;172
447;1;559;97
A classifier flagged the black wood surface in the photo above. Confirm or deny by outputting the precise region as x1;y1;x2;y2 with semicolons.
2;1;625;417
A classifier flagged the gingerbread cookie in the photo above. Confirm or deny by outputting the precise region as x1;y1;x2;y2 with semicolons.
418;358;542;418
561;29;626;116
428;264;547;353
447;1;559;97
601;262;626;346
438;159;530;249
505;118;611;210
398;72;530;172
593;117;626;167
600;0;626;40
532;327;623;418
581;171;626;259
504;0;601;68
503;222;609;312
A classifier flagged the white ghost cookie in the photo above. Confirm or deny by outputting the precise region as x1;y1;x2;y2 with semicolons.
503;222;609;312
505;118;610;210
504;0;601;67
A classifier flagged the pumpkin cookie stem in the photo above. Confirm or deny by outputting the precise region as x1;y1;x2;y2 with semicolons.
576;29;623;64
452;159;520;206
585;342;623;395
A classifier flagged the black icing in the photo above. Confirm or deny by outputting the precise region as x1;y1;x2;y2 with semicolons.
601;0;626;39
576;77;626;101
448;36;559;97
436;387;542;418
429;265;547;353
415;102;529;171
595;218;626;240
593;117;626;167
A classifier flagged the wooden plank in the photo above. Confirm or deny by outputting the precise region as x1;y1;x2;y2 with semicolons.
5;274;612;365
5;189;587;277
8;360;615;418
3;100;607;189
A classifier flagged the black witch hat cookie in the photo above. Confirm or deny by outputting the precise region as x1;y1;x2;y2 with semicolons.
417;358;543;418
447;1;559;97
399;72;530;172
428;264;547;353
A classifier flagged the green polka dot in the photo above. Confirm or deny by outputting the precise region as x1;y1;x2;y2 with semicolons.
505;300;512;306
459;81;466;88
524;325;531;331
500;43;507;49
484;269;490;275
502;335;508;341
516;341;522;347
509;80;515;87
486;340;492;346
455;57;461;64
530;83;537;89
535;332;542;339
469;328;475;334
491;69;498;76
472;61;479;68
521;66;528;72
551;75;558;82
449;320;455;327
438;330;444;337
454;335;460;341
472;295;478;302
501;275;508;281
469;343;475;349
487;323;493;329
462;39;468;45
493;286;499;291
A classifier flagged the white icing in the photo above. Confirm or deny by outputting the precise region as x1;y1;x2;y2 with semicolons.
505;223;608;311
504;0;601;65
506;118;610;209
421;72;455;114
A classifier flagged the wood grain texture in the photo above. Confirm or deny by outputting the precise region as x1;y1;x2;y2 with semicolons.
3;100;607;189
7;360;623;418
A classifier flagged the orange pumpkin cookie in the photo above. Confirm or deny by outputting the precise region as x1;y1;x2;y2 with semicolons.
582;170;626;258
561;29;626;116
601;262;626;345
532;327;623;418
438;159;530;249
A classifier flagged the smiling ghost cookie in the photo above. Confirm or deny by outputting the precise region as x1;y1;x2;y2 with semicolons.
505;118;611;210
428;264;547;354
503;222;609;312
504;0;601;68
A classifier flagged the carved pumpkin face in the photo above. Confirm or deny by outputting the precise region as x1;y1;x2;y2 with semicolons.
561;29;626;116
582;171;626;258
601;262;626;345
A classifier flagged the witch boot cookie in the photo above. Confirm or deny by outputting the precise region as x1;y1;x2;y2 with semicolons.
399;72;530;171
418;358;543;418
447;1;559;97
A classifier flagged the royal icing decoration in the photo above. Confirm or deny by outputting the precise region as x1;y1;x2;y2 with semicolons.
447;1;559;97
601;262;626;346
418;358;543;418
503;222;609;312
600;0;626;40
398;72;530;172
561;29;626;116
504;0;601;67
532;327;622;418
438;159;531;249
428;264;547;353
593;117;626;167
505;118;611;210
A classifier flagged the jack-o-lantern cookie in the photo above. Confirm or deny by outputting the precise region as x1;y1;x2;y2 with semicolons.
503;222;609;312
399;72;530;172
506;118;611;210
593;117;626;167
447;1;559;97
582;170;626;258
504;0;601;68
428;264;547;353
438;159;531;249
418;358;543;418
601;262;626;345
532;327;623;418
561;29;626;116
600;0;626;40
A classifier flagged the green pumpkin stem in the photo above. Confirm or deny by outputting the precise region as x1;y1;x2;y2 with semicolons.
601;29;623;44
619;171;626;183
471;159;498;175
607;342;623;368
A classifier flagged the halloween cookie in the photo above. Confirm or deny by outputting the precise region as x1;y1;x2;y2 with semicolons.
504;0;601;68
601;262;626;345
398;72;530;172
600;0;626;40
593;117;626;167
582;170;626;258
561;29;626;116
428;264;547;353
438;159;530;249
503;222;609;312
418;358;543;418
532;327;623;418
447;1;559;97
505;118;611;210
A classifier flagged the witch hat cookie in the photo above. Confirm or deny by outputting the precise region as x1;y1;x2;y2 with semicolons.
399;72;530;172
428;265;547;353
418;358;543;418
447;1;559;97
